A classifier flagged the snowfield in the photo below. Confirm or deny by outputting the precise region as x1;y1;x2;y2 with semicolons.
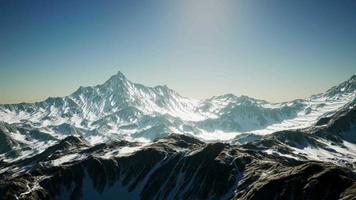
0;72;355;165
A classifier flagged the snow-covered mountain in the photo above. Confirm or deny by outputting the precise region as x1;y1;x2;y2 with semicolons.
1;72;356;200
0;72;202;124
0;72;355;160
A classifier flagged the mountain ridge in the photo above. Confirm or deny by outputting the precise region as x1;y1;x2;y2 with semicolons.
0;72;355;200
2;72;355;106
0;72;354;162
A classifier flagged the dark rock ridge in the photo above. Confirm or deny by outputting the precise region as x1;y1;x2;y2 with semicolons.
0;134;355;200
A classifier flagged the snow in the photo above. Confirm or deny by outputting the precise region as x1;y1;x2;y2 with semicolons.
286;139;356;167
343;141;356;153
195;129;240;141
252;92;355;135
100;143;149;159
0;71;354;161
87;135;106;145
1;80;353;142
263;149;300;160
10;131;29;144
119;146;144;156
50;153;84;166
261;134;356;169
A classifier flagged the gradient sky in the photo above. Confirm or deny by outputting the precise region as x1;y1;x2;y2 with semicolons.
0;0;355;104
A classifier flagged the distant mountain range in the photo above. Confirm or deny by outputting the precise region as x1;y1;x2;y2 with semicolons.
0;72;354;157
0;72;355;200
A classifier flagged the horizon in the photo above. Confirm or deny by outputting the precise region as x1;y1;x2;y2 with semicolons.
1;0;356;104
1;70;354;105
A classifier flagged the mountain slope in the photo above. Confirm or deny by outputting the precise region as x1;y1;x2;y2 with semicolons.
0;134;355;200
245;102;356;169
0;72;355;199
0;72;354;161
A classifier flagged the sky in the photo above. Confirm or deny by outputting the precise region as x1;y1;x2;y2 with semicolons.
0;0;355;104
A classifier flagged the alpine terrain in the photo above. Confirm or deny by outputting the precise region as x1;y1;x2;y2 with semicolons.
0;72;355;200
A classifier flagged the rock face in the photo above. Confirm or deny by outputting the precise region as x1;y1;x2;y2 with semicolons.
0;133;356;200
234;162;356;200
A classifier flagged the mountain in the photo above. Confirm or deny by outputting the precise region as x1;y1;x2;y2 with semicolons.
0;72;355;161
243;102;356;169
1;134;355;200
0;71;201;124
0;72;355;200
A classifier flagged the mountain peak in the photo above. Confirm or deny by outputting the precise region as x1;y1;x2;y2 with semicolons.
325;74;356;96
341;74;355;87
70;71;130;97
103;71;131;87
115;71;127;78
111;71;128;81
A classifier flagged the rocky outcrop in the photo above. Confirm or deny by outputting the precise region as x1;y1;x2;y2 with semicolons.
1;134;355;200
234;162;356;200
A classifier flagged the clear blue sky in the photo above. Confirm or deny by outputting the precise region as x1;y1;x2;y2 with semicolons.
0;0;355;104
